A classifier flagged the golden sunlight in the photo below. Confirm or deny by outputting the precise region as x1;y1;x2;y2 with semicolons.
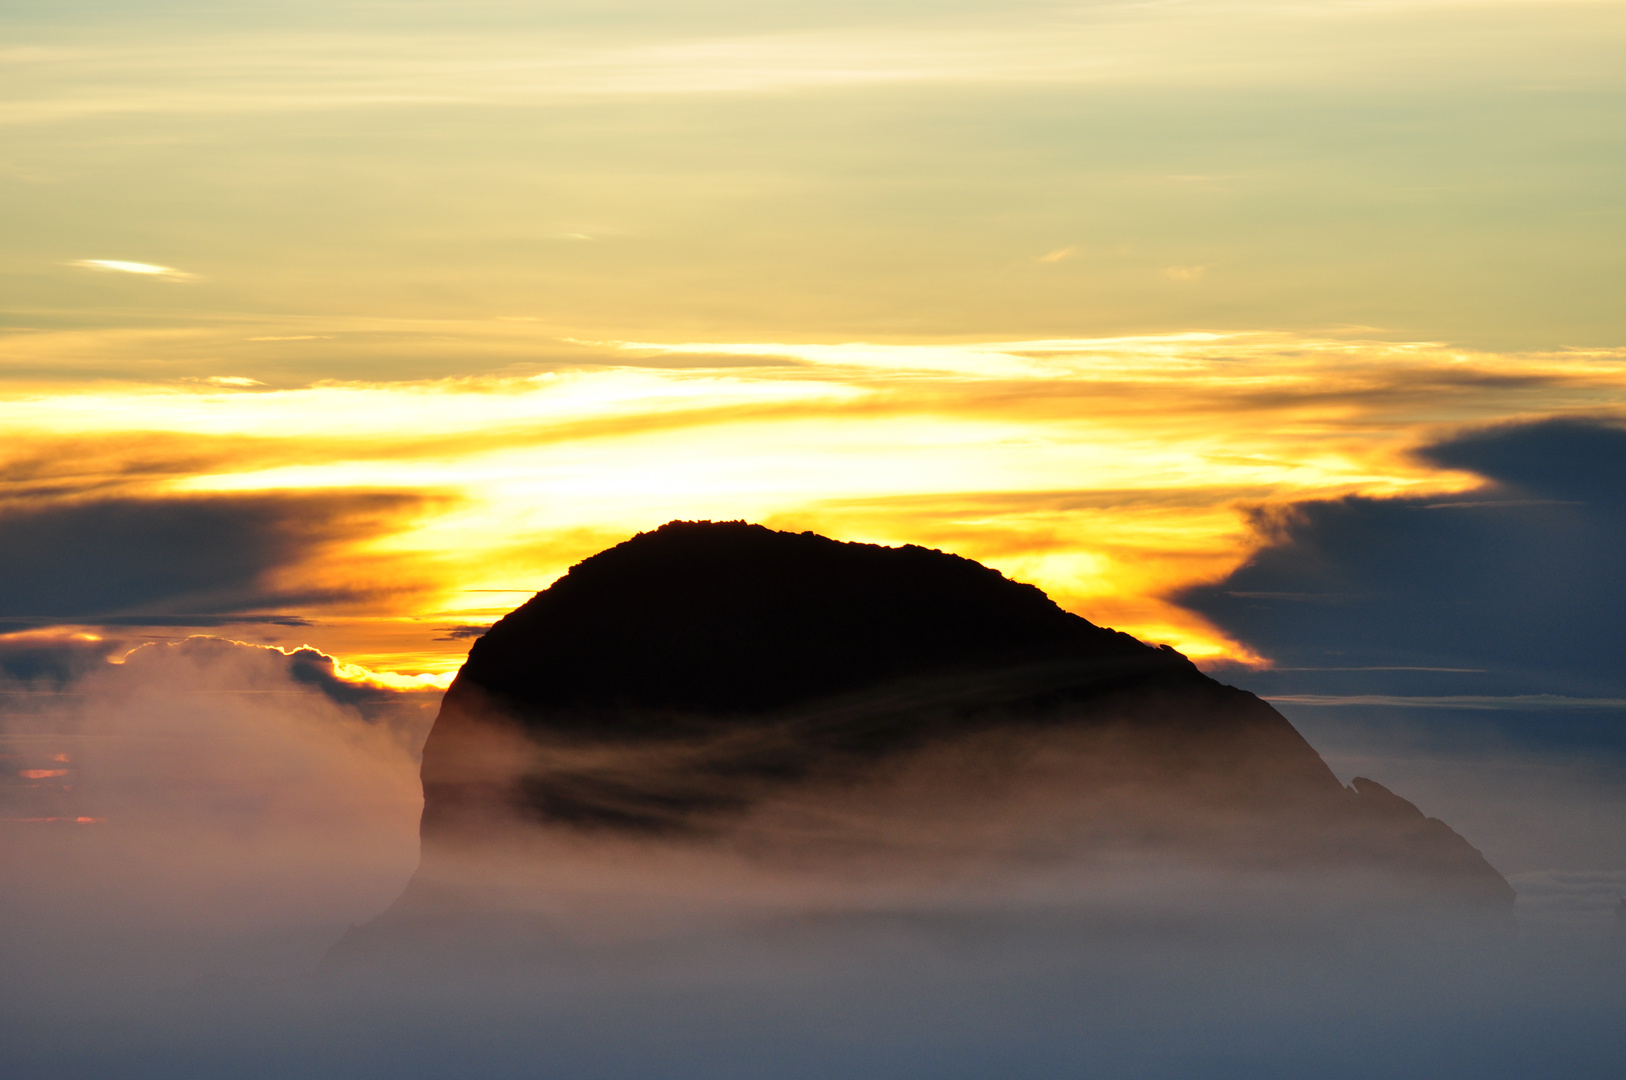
5;332;1624;674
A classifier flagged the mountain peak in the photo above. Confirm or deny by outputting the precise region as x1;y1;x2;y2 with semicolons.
459;519;1153;722
349;521;1514;964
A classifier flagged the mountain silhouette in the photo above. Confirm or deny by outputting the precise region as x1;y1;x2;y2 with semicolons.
336;521;1512;964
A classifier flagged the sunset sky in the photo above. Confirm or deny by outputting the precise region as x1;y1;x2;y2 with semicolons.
6;0;1625;682
4;4;1626;1074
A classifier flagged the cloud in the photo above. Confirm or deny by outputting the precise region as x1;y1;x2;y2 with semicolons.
1;641;1622;1078
1038;246;1077;263
1421;415;1626;502
7;0;1623;133
7;335;1626;666
1266;694;1626;710
1163;264;1209;281
0;629;118;686
1176;417;1626;698
0;492;428;631
0;636;429;997
71;259;195;280
433;624;491;641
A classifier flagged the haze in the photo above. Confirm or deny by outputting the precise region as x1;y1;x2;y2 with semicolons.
2;1;1624;1076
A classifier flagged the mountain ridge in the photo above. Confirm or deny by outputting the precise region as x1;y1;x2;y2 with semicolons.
334;520;1514;966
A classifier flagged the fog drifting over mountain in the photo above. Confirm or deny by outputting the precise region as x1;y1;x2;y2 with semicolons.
3;555;1622;1078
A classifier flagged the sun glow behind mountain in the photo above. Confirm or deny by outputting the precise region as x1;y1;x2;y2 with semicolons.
5;3;1626;1076
7;332;1624;674
6;0;1626;680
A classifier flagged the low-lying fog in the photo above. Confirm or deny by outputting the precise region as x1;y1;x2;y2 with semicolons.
3;637;1622;1079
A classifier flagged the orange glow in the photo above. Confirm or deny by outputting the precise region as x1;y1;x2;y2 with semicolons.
4;0;1625;697
18;770;70;780
5;332;1625;674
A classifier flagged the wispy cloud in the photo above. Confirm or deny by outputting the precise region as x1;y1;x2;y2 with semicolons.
72;259;194;280
5;332;1625;672
5;2;1623;126
1268;694;1626;709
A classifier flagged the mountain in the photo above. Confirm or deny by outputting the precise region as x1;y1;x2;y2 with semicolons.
336;521;1512;964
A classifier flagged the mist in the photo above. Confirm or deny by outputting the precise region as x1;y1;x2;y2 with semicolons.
0;636;431;994
2;636;1622;1078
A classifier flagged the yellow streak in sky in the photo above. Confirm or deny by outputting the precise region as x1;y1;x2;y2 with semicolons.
4;333;1625;674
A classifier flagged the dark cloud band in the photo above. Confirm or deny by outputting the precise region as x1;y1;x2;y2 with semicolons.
1178;417;1626;703
0;492;427;630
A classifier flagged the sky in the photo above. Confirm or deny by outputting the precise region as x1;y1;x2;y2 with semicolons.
2;2;1626;1074
4;0;1626;674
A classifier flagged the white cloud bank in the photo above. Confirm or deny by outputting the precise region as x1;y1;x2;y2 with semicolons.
0;636;429;990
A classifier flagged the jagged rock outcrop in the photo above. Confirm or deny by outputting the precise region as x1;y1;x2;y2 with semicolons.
339;521;1512;962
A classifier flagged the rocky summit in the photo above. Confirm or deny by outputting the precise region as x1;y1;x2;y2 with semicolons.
338;521;1512;963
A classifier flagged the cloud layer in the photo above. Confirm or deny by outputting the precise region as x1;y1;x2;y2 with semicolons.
1;634;1621;1080
1178;417;1626;698
4;335;1624;672
0;637;431;1000
0;492;429;632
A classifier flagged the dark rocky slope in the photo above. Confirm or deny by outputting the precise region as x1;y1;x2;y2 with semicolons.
339;521;1512;963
